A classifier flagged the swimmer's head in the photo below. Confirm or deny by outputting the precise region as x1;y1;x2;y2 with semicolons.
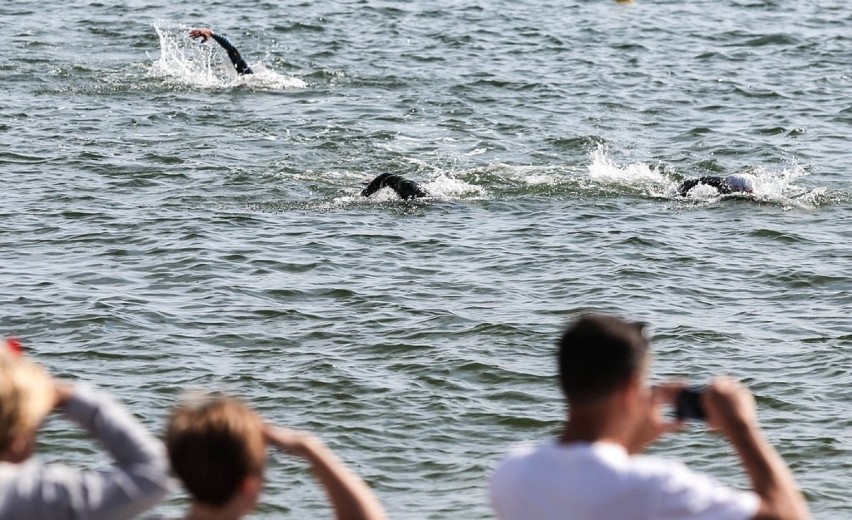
726;174;755;193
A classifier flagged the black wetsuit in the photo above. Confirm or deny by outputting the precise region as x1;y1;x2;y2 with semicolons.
361;173;427;200
211;34;253;75
678;176;735;196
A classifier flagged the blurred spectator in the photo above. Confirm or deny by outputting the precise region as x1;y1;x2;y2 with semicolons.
166;393;386;520
0;338;171;519
489;314;810;520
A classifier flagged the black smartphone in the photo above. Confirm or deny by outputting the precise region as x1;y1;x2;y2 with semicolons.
675;387;706;421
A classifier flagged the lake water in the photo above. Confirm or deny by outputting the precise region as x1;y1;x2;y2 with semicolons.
2;0;850;518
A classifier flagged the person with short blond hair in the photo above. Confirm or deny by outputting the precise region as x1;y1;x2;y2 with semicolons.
166;393;387;520
0;338;171;519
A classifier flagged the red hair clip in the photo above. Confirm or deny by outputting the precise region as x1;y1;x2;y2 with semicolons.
5;337;24;356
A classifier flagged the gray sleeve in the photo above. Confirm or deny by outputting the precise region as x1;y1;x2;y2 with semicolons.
0;385;172;520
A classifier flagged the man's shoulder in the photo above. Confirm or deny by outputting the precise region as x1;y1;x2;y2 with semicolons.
489;442;701;520
628;452;692;476
631;454;760;518
493;441;558;469
492;441;699;490
491;443;757;520
490;441;557;486
501;441;546;458
629;452;730;486
492;441;632;484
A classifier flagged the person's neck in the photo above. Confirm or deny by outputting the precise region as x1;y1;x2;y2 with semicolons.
559;405;629;448
186;500;249;520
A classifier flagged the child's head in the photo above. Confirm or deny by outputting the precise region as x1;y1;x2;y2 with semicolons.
0;342;54;461
166;393;266;509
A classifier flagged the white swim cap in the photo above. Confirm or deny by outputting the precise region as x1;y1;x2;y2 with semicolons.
726;174;755;193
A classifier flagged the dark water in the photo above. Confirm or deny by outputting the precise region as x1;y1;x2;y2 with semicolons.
2;0;851;518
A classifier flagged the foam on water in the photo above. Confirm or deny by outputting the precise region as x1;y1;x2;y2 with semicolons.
150;20;306;90
583;145;829;208
422;174;487;199
586;145;668;187
309;152;831;207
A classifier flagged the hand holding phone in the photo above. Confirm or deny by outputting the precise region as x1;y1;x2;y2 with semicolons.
675;386;706;421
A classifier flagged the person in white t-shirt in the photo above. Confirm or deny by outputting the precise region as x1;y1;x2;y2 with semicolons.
489;313;810;520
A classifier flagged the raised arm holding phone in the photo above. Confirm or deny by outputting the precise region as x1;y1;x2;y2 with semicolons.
489;314;810;520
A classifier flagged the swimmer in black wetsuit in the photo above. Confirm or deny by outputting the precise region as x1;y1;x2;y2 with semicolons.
361;173;428;200
677;174;755;197
189;28;253;75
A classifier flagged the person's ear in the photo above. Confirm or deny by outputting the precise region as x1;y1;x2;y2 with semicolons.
2;435;35;463
619;372;645;405
240;473;264;501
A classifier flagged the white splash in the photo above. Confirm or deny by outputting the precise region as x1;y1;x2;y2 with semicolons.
585;145;670;196
587;146;665;182
583;145;824;207
150;20;306;90
741;163;823;208
423;174;487;199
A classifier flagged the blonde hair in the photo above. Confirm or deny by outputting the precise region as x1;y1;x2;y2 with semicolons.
0;349;54;451
166;393;266;507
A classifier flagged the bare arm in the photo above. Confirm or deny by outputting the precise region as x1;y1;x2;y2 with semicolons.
189;28;214;43
704;377;810;520
265;426;387;520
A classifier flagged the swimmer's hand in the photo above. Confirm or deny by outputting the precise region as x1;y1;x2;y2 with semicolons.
189;28;214;43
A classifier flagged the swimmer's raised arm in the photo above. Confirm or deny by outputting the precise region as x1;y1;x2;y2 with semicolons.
189;27;254;75
189;28;213;42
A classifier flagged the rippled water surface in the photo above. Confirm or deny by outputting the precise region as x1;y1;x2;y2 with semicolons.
2;0;851;518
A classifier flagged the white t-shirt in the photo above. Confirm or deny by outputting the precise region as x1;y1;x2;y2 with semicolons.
490;441;759;520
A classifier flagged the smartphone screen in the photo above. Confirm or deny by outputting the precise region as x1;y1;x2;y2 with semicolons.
675;387;706;421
